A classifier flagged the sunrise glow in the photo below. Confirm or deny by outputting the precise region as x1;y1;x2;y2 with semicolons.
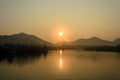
59;32;63;37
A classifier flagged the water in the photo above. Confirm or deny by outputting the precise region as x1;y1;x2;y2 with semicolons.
0;50;120;80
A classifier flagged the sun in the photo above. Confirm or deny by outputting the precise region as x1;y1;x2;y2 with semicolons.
59;32;63;37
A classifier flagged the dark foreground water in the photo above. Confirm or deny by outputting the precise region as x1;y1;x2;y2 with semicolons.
0;50;120;80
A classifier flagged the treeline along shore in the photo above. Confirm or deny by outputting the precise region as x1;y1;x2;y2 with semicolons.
0;44;49;54
0;44;120;53
83;45;120;52
53;44;120;52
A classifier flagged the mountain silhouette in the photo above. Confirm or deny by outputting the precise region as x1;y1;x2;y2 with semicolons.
114;38;120;45
55;37;120;47
0;33;52;46
71;37;113;46
0;33;120;47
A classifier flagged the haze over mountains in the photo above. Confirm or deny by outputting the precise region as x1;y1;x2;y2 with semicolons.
71;37;113;46
58;37;120;46
0;33;120;46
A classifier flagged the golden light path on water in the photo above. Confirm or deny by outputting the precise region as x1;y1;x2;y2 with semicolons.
59;50;63;69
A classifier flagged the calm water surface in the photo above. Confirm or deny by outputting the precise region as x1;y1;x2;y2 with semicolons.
0;50;120;80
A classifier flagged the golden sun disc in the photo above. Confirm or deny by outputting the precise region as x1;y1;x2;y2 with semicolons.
59;32;63;37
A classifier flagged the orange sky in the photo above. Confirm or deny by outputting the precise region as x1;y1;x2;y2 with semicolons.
1;0;120;43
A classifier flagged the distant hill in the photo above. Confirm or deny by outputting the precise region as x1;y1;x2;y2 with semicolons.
0;33;52;46
56;41;71;46
114;38;120;45
56;37;120;47
0;33;120;47
71;37;113;46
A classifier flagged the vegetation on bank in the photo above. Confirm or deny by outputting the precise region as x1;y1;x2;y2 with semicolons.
0;44;120;53
83;45;120;52
54;44;120;52
0;44;49;53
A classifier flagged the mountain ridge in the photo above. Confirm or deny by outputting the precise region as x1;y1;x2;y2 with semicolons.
0;33;52;46
57;37;120;46
0;33;120;46
71;36;113;46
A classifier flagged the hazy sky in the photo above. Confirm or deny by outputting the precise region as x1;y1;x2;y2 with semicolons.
0;0;120;43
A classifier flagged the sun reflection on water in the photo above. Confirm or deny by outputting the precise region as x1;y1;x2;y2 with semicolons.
59;50;63;69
